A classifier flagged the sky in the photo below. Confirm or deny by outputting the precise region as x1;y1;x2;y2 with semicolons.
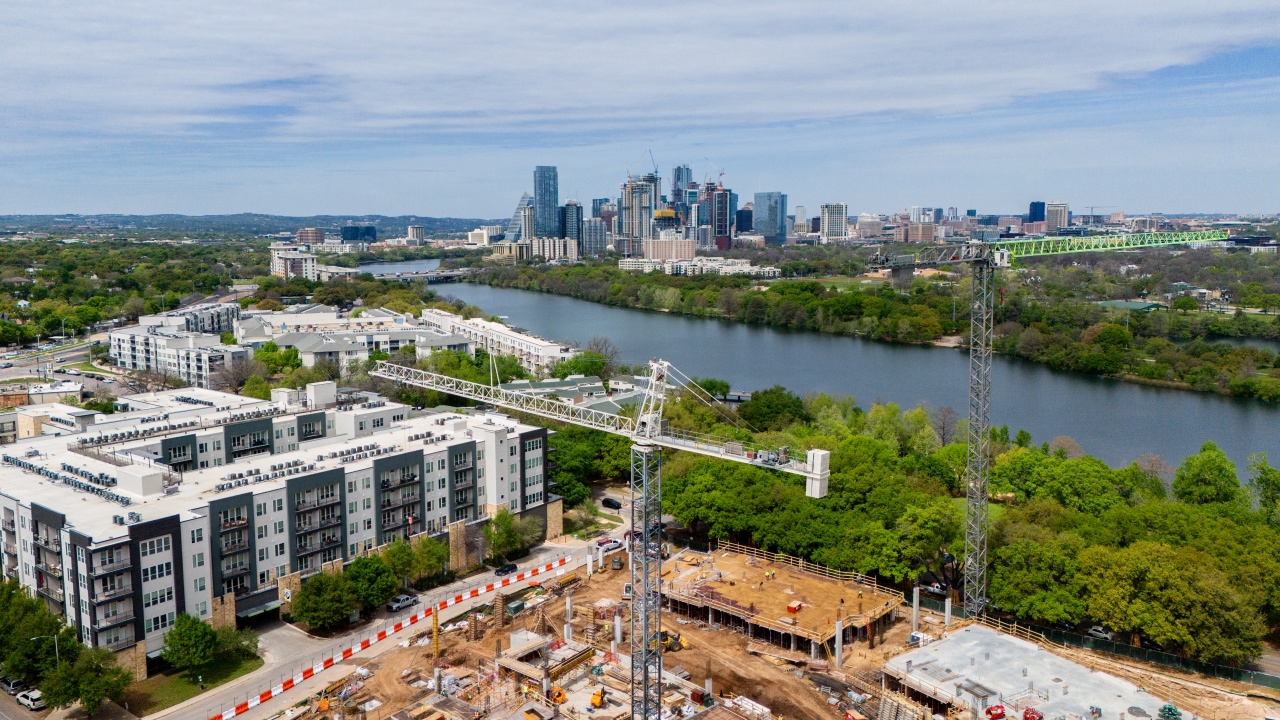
3;1;1280;218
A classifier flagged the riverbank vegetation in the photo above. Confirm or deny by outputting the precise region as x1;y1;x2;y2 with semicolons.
475;248;1280;400
546;382;1280;665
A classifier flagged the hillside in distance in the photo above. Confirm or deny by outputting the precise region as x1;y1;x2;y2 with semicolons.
0;213;504;236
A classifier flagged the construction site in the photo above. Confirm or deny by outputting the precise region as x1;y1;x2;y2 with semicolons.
260;539;1279;720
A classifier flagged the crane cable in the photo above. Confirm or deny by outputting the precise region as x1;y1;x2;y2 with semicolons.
664;365;762;435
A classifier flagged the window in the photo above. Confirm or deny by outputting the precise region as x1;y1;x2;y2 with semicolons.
258;548;268;562
349;543;358;555
192;553;204;568
214;440;222;451
510;481;517;492
256;502;266;516
509;463;516;474
77;546;85;562
372;417;385;429
145;612;175;633
438;459;447;470
274;520;284;534
523;438;543;452
347;481;356;493
257;525;268;539
275;429;282;440
142;561;173;582
524;457;542;469
477;467;484;479
275;543;285;557
214;458;223;467
273;498;284;512
288;427;295;436
426;500;433;512
476;449;485;460
509;445;517;457
199;442;208;454
524;491;544;505
438;478;446;490
363;498;372;510
348;501;357;514
259;570;271;585
143;587;174;607
197;601;208;617
349;522;358;535
140;537;171;557
358;421;366;431
191;528;203;543
194;577;206;592
363;519;373;531
79;572;87;587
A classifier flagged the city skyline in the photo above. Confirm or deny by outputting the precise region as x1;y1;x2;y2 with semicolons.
3;2;1280;216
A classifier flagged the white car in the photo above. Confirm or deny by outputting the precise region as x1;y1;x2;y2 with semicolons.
17;689;45;710
597;538;622;553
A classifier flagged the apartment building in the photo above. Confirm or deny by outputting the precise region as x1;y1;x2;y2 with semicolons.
419;309;572;373
109;326;249;389
0;384;550;670
139;304;241;335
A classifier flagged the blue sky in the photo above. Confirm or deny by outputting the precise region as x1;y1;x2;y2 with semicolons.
3;1;1279;218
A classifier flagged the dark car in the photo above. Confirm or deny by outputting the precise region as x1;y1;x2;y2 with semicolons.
495;563;518;576
1;677;27;695
601;497;623;510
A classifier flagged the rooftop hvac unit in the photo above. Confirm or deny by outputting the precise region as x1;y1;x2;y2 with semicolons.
113;515;125;525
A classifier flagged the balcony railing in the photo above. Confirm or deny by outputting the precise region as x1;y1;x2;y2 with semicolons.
94;585;132;603
220;540;249;554
36;562;63;579
91;558;131;576
295;495;340;512
1;518;14;531
101;637;137;652
3;543;15;556
37;585;64;603
4;565;17;579
381;494;419;509
97;610;135;628
383;516;413;531
222;565;250;579
453;459;473;471
33;535;61;553
380;473;418;490
219;517;248;532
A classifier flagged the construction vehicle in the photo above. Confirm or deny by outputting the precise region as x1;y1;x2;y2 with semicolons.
548;686;566;704
984;706;1006;720
659;630;687;652
622;582;633;600
591;687;608;708
611;554;623;570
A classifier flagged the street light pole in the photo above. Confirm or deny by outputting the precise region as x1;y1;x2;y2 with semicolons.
30;635;58;665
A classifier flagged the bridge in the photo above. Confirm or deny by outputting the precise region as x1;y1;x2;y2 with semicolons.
366;267;476;283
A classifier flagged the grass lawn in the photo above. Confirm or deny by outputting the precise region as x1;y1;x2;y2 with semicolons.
0;377;40;384
122;652;264;716
951;496;1008;524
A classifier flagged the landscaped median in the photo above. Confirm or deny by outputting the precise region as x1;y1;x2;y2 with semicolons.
204;554;575;720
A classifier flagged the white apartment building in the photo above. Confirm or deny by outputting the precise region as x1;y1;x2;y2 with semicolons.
269;243;318;281
420;309;573;373
618;257;782;279
0;384;551;671
819;203;850;244
236;306;419;347
109;326;249;389
529;236;579;262
643;231;695;261
268;329;469;368
139;304;241;335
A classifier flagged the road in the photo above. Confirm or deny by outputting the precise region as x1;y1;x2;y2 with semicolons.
153;500;631;720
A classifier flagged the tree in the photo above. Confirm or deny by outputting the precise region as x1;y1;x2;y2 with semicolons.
737;385;811;431
161;614;217;678
413;536;450;579
1248;452;1280;523
1174;441;1241;505
41;647;132;715
1171;296;1198;313
382;539;416;587
485;509;522;561
219;331;236;344
292;572;357;632
514;515;544;548
241;375;271;400
932;406;959;445
690;377;730;400
586;336;622;377
551;351;607;380
346;556;398;611
210;356;268;393
215;626;258;658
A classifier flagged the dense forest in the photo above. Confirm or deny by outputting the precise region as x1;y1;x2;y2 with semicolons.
476;248;1280;401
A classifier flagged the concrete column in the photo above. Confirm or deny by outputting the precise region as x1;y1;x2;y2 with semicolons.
834;619;843;668
810;638;819;659
790;633;796;651
587;551;593;576
564;596;573;641
912;586;920;633
944;596;952;630
614;617;622;646
704;659;712;701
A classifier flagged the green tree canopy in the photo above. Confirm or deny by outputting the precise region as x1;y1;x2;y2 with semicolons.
485;509;522;561
41;647;133;715
737;385;811;431
346;555;399;610
292;572;357;632
161;614;218;678
1173;441;1241;505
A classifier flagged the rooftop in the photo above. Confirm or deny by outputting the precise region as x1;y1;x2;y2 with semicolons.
883;624;1180;718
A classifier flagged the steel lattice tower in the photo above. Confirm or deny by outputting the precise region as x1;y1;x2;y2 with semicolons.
963;262;995;617
629;445;662;719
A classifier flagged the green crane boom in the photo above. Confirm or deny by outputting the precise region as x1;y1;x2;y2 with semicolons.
871;230;1228;617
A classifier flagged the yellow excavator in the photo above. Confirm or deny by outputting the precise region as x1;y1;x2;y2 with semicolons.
651;630;687;652
549;686;567;704
591;687;608;708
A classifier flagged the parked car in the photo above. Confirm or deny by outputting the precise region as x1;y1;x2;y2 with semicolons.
1086;626;1115;641
494;563;518;576
17;689;45;710
0;362;13;369
597;538;623;553
386;594;418;612
0;676;27;695
66;369;81;376
601;497;622;510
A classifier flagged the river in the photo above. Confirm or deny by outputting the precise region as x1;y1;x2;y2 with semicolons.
426;282;1279;472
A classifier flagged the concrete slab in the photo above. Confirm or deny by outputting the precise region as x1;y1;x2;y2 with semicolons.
883;625;1180;719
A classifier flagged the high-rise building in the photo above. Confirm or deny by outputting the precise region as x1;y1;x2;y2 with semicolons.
297;227;325;244
518;205;537;243
1028;201;1046;223
793;206;807;235
591;198;610;218
620;173;661;240
908;206;923;223
341;225;377;243
819;203;849;244
407;225;426;241
534;166;560;238
560;201;583;248
946;207;959;221
856;213;883;237
644;230;696;261
754;192;787;245
505;193;533;241
966;209;977;217
672;164;693;199
1045;201;1069;231
599;203;618;234
697;183;736;250
582;218;607;256
736;208;753;234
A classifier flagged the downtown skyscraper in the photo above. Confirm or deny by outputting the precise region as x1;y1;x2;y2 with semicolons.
534;166;560;238
754;191;787;245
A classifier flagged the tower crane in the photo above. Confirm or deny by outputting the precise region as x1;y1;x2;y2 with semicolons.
370;360;830;719
870;229;1228;617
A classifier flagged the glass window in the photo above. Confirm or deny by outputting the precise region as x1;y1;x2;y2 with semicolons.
191;528;203;543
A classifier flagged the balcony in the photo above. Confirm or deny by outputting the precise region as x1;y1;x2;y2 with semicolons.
219;517;248;532
383;516;413;531
295;495;341;512
4;565;16;580
91;558;131;576
94;585;132;603
101;637;137;652
321;535;342;549
36;562;63;579
453;459;473;471
220;539;248;555
33;535;61;553
97;610;135;629
2;518;14;531
222;565;250;579
381;493;419;510
380;473;418;490
3;543;15;556
37;585;64;603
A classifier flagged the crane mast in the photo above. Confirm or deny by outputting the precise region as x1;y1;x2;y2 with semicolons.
873;230;1227;616
370;359;829;719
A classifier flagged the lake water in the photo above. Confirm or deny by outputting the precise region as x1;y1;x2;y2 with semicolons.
433;282;1280;472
